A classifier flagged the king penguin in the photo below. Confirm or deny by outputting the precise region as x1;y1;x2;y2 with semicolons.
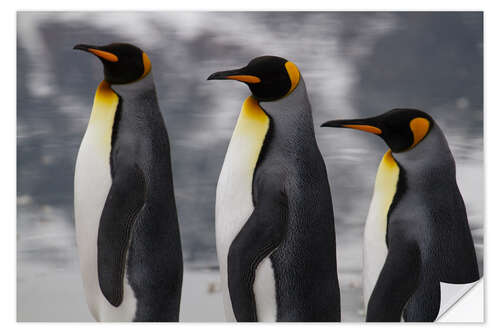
73;43;183;321
208;56;341;322
322;109;479;321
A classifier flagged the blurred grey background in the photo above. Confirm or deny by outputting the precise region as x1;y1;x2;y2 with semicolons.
17;11;483;322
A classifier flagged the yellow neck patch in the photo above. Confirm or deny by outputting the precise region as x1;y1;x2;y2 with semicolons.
374;149;400;234
285;61;300;95
409;117;430;149
140;52;152;79
230;96;270;177
235;96;270;136
87;80;120;156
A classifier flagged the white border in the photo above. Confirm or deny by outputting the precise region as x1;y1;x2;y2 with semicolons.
5;1;497;332
438;279;484;322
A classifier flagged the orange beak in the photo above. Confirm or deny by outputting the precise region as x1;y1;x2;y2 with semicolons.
321;119;382;135
207;68;261;84
74;44;119;62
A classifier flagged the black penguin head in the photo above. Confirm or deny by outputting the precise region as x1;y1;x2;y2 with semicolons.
207;56;301;101
321;109;434;153
73;43;152;84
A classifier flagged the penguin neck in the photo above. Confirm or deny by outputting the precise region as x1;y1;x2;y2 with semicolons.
110;72;156;99
392;123;456;187
259;78;316;156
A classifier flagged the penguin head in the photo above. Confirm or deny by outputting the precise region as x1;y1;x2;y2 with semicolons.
321;109;434;153
73;43;152;84
207;56;301;101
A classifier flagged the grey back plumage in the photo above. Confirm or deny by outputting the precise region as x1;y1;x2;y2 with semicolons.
109;74;183;321
256;78;341;321
389;124;478;321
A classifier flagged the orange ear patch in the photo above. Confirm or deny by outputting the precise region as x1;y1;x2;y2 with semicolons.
88;48;119;62
342;124;382;134
409;117;430;148
140;52;152;79
285;61;300;94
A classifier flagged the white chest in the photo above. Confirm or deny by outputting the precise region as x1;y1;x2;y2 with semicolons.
363;150;400;309
74;81;136;321
215;96;276;321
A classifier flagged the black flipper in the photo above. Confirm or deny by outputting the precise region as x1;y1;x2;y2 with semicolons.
366;240;420;322
402;273;441;321
98;164;146;306
227;180;288;322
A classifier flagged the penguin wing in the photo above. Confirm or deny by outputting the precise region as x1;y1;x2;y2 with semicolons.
366;239;420;322
227;178;288;321
97;163;146;307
